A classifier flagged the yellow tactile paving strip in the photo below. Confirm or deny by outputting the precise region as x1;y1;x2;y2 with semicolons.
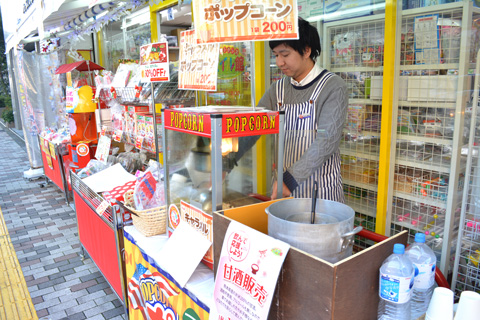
0;207;38;320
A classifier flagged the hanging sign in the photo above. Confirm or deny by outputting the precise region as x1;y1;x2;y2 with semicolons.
193;0;299;43
140;42;170;82
210;220;290;320
179;30;219;91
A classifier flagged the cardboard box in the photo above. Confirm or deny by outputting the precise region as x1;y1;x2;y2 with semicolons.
213;201;408;320
171;28;186;42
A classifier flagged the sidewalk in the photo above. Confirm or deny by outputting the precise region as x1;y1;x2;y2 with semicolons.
0;123;126;320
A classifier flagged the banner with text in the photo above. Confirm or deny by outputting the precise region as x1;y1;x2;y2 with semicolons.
179;30;219;91
193;0;299;43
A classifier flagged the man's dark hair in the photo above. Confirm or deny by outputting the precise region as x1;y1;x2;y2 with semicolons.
268;18;321;61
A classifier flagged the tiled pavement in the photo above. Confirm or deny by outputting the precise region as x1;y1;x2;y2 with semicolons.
0;124;127;320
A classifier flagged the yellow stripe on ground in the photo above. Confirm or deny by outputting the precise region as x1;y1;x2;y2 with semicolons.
0;207;38;320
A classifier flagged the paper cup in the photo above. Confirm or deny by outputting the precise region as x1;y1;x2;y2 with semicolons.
425;287;454;320
454;291;480;320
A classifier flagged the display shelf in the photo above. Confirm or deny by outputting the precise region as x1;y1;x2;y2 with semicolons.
396;134;453;145
399;63;460;71
345;198;376;218
393;191;447;208
395;157;451;173
340;147;379;161
343;179;378;192
398;100;457;109
342;129;380;137
348;98;383;106
330;66;384;73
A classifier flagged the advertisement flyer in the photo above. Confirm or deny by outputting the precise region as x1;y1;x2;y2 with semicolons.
210;221;290;320
140;42;170;82
179;29;219;91
193;0;298;43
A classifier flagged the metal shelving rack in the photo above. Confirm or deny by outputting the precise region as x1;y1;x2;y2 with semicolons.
452;48;480;298
323;14;386;245
387;1;480;276
322;1;480;276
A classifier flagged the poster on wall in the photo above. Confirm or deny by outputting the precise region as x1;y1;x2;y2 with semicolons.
192;0;299;43
140;42;170;82
414;14;441;65
179;30;219;91
210;221;290;320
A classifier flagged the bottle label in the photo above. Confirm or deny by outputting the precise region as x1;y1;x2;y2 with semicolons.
379;273;414;304
413;263;435;289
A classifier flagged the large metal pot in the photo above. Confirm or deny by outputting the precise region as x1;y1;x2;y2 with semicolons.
265;198;362;263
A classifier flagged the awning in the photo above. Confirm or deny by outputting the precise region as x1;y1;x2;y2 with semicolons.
55;60;104;74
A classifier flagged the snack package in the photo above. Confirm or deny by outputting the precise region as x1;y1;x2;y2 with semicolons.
133;161;165;210
77;159;111;179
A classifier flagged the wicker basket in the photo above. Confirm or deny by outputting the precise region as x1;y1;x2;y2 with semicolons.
123;190;167;237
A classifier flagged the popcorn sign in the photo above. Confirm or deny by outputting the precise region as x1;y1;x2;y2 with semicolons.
210;221;290;320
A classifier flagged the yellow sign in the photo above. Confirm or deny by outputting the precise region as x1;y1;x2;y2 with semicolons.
193;0;298;43
49;142;56;160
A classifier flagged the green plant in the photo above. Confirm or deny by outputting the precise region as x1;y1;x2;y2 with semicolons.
1;107;14;123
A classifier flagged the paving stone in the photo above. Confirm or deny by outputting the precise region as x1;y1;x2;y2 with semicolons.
0;127;126;319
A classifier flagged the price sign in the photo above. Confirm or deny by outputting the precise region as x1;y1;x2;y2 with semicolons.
179;30;219;91
140;42;170;82
193;0;298;43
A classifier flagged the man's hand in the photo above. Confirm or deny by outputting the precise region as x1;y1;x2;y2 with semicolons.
271;181;291;200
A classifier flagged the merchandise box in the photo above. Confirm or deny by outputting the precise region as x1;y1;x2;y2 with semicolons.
407;75;472;102
213;201;408;320
171;28;186;42
369;75;408;100
125;105;149;113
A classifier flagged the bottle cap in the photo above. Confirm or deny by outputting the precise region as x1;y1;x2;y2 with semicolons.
415;233;426;243
393;243;405;254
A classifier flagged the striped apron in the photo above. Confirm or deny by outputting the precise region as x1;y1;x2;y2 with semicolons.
276;71;345;202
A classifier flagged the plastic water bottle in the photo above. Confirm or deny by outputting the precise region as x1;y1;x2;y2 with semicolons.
378;243;415;320
405;233;437;320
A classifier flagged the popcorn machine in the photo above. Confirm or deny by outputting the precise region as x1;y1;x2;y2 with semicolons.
161;106;284;267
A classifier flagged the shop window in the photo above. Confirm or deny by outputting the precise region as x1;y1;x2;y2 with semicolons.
101;5;151;72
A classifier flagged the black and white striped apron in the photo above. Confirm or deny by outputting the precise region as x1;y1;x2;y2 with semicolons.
276;71;344;202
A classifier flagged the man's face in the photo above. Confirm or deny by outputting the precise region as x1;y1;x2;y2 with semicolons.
272;44;312;82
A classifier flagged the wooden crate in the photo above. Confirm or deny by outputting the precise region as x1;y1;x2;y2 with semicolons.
213;201;408;320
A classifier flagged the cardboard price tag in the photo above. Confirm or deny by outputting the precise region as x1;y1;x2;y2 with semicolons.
96;200;110;216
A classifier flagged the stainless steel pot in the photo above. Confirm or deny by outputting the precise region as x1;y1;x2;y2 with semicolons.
265;198;362;263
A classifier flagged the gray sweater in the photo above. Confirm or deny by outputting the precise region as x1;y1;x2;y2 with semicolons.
257;72;348;189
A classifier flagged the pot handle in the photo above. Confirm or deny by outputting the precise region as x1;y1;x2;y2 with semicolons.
340;226;363;251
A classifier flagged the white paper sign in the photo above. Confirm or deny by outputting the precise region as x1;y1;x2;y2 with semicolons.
158;221;212;288
94;135;111;164
140;42;170;82
178;30;219;91
210;221;290;320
